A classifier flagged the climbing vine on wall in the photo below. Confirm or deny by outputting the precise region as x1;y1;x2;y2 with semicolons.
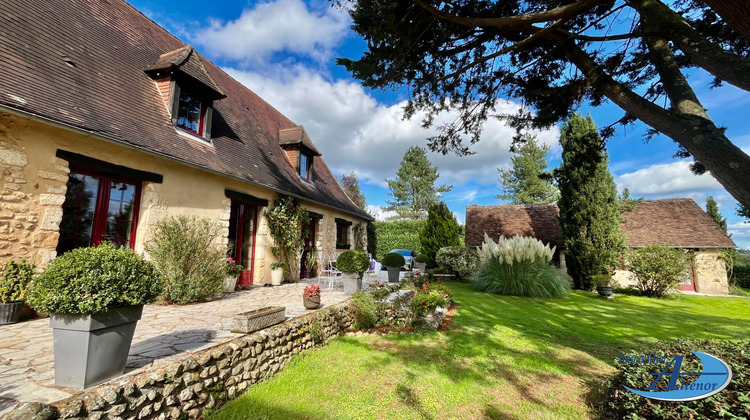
264;196;310;281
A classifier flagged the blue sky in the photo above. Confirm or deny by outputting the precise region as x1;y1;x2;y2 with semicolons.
129;0;750;249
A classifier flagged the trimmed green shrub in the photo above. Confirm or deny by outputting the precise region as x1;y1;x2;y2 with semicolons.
1;260;35;303
733;265;750;288
591;274;612;288
410;290;447;316
382;252;405;268
601;338;749;419
419;202;460;265
28;242;161;315
349;291;378;329
373;219;424;260
474;234;570;297
146;216;226;304
435;247;478;281
627;245;689;298
336;250;369;273
414;254;429;264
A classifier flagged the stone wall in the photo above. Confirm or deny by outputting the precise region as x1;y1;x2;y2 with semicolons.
8;302;353;420
693;250;729;295
0;112;68;267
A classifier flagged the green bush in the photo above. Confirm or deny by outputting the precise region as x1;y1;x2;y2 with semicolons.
627;245;689;298
474;234;570;297
591;274;612;288
415;254;429;264
419;202;460;265
732;265;750;288
367;282;392;301
382;252;405;268
373;219;424;260
349;291;378;329
146;216;226;304
410;290;447;316
336;250;369;273
601;338;749;419
0;260;35;303
435;247;478;281
28;242;161;315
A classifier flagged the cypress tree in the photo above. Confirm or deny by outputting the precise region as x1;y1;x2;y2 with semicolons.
419;202;460;265
556;114;625;290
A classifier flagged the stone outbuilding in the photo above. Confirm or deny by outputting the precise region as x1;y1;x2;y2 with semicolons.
0;0;372;285
465;198;735;295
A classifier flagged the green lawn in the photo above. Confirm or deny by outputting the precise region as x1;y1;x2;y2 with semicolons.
208;283;750;420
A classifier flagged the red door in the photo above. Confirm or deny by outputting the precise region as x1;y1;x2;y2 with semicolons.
228;201;258;288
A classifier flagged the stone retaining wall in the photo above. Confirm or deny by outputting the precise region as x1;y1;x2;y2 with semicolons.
9;302;353;420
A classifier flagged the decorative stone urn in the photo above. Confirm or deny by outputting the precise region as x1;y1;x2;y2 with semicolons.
304;295;321;309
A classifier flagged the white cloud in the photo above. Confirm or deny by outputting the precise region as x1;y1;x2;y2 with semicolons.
366;205;397;222
728;222;750;250
192;0;349;63
616;161;724;196
225;65;561;188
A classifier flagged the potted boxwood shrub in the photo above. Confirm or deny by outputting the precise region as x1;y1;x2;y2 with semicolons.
223;257;243;293
337;250;369;295
0;260;35;325
27;242;161;389
414;254;429;273
593;274;614;298
383;252;405;283
303;284;321;309
270;262;284;286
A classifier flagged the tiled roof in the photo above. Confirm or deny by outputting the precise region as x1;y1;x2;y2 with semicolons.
465;198;735;248
465;204;564;248
279;126;321;156
0;0;371;221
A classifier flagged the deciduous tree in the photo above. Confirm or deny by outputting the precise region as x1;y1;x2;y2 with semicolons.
338;171;367;210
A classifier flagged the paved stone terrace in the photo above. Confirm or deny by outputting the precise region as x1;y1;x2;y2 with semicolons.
0;279;355;417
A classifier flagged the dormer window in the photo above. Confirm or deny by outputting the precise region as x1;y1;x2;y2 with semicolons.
145;45;225;143
299;152;310;180
176;89;204;135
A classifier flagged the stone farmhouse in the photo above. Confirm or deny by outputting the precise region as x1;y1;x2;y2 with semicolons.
0;0;371;285
465;198;735;295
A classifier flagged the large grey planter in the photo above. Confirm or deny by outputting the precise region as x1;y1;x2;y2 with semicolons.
415;263;427;273
0;301;23;325
50;305;143;389
231;306;286;333
342;273;362;295
387;267;400;283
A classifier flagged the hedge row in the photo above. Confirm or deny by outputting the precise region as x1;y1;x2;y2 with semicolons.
373;220;425;260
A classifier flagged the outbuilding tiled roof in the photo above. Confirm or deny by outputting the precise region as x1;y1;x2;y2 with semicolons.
0;0;371;221
466;198;735;248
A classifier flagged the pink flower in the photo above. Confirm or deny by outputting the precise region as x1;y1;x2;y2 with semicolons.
227;257;235;263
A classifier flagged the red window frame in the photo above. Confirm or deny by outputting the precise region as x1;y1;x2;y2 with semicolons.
299;153;310;180
58;165;142;252
176;89;205;136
